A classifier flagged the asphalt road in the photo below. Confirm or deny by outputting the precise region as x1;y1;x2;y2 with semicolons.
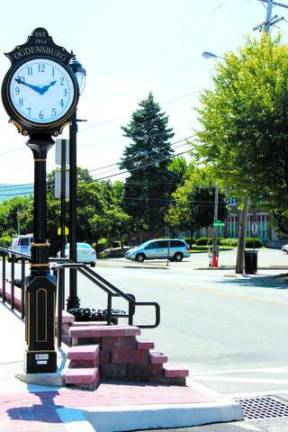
5;248;288;431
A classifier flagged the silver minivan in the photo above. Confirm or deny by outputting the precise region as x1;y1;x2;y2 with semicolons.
125;239;190;262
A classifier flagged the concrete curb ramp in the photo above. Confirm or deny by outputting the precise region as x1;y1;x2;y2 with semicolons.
57;400;243;432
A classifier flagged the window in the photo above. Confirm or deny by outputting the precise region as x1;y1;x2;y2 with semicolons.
157;241;169;248
144;242;159;250
20;238;30;246
171;240;185;247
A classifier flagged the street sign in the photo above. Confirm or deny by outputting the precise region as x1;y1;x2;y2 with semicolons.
55;139;69;166
213;220;225;227
251;222;258;236
55;170;69;199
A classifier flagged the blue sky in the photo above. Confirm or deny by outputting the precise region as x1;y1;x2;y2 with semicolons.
0;0;286;184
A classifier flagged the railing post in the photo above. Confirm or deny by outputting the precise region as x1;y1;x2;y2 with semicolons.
2;255;6;303
21;258;26;320
128;302;134;325
11;254;15;310
57;268;64;349
107;293;112;325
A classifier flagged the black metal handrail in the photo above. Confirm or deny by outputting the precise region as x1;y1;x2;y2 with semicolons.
53;262;160;330
0;246;161;349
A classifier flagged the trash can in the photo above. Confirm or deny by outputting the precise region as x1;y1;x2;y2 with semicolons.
244;250;258;274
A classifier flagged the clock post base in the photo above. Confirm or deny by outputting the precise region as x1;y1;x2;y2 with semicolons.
25;351;57;374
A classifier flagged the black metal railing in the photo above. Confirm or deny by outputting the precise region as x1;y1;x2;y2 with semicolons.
53;262;160;348
0;247;161;349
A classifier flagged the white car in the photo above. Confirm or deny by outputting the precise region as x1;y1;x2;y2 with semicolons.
282;244;288;254
9;234;33;261
58;242;96;267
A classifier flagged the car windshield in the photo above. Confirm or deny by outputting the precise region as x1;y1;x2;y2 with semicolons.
139;240;154;248
20;238;30;246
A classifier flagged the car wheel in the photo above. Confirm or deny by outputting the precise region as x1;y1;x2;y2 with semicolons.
173;252;183;262
90;262;96;267
135;253;145;263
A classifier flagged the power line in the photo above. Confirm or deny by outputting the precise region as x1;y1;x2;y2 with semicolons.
88;137;194;174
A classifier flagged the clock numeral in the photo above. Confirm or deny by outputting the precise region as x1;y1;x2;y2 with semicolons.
60;77;64;86
52;67;55;77
18;98;24;107
18;76;25;83
27;108;31;117
51;108;57;116
63;88;68;97
38;64;45;73
39;110;44;119
59;99;64;108
27;66;33;75
15;87;20;95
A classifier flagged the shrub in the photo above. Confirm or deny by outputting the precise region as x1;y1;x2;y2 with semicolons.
195;237;213;246
94;237;108;253
219;238;238;247
184;237;195;247
246;237;263;248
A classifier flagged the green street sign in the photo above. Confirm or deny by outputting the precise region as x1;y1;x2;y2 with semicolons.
213;220;225;227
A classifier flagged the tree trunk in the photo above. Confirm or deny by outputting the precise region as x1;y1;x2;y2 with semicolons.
235;196;249;274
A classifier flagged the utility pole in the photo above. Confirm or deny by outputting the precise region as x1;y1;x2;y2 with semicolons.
212;186;219;268
254;0;286;33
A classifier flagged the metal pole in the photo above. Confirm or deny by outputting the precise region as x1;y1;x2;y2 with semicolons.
265;0;273;33
25;135;57;373
212;186;219;268
67;111;80;310
60;139;66;258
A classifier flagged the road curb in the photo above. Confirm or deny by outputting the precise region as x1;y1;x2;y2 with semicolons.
57;400;242;432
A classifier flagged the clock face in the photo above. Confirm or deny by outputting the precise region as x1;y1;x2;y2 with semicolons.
8;58;76;125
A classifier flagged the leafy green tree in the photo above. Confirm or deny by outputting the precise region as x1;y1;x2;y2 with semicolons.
165;167;227;238
47;168;131;252
0;196;33;244
194;35;288;235
120;93;175;235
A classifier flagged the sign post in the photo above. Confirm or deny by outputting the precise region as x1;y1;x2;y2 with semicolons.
1;28;80;374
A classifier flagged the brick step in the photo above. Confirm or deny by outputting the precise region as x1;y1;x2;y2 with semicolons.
136;339;155;351
150;352;168;364
72;321;108;327
67;344;100;368
163;363;189;378
69;325;141;345
63;367;100;390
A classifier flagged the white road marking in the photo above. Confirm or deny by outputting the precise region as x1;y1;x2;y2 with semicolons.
191;367;288;376
195;376;288;385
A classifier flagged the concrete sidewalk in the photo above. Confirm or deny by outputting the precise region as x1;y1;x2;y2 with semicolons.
0;302;243;432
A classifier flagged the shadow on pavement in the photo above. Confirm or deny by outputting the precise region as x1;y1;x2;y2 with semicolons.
219;273;288;290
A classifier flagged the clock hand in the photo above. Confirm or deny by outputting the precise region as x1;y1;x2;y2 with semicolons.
39;80;57;95
14;77;42;94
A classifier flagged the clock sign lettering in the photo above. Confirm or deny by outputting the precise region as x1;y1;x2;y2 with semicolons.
9;58;75;124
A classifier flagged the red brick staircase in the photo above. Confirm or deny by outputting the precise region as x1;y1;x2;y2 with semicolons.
63;324;189;390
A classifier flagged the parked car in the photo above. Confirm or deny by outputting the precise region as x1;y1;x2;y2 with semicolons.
282;244;288;254
9;234;33;260
57;242;97;267
125;239;190;262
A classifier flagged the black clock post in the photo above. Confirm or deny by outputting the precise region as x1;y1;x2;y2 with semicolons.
1;28;79;374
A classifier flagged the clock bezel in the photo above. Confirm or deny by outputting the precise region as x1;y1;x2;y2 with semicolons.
2;56;79;135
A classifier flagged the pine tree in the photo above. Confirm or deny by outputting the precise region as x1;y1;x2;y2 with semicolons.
120;93;175;236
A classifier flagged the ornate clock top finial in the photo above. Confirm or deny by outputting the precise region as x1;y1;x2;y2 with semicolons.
5;27;73;66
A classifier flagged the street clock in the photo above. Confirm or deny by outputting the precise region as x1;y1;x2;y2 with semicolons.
1;28;79;136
